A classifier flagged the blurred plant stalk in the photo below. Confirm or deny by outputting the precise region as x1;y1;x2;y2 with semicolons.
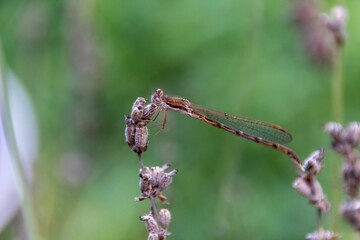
293;1;349;234
329;42;344;232
0;42;42;240
327;5;348;232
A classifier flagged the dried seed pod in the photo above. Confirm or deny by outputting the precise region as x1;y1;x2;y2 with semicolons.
140;214;159;234
143;103;158;120
139;167;152;194
131;97;146;122
133;121;149;154
293;177;329;212
341;200;360;231
125;116;149;154
159;208;171;229
125;116;136;149
293;177;312;198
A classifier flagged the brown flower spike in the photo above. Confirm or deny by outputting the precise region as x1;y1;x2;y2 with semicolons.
325;121;360;231
135;163;178;203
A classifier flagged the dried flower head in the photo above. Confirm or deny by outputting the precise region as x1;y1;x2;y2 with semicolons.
293;149;329;212
293;0;320;26
125;95;161;157
125;97;151;155
147;232;159;240
293;177;329;212
292;0;348;66
342;158;360;197
140;214;160;234
135;164;178;203
143;102;158;120
125;116;149;154
344;122;360;146
323;122;343;139
321;6;348;46
140;211;171;240
324;122;360;154
303;148;325;174
341;199;360;231
306;229;340;240
131;97;146;121
324;121;360;196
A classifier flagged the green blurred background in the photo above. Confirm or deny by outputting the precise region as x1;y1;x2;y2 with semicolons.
1;0;359;239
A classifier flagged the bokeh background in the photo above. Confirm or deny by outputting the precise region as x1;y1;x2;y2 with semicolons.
1;0;359;239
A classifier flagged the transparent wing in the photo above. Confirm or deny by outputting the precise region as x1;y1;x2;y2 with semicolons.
191;104;292;144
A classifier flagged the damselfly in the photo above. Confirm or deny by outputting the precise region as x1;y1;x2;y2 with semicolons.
150;89;304;171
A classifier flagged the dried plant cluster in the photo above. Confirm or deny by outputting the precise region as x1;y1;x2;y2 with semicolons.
293;149;339;240
135;164;178;204
125;95;177;240
324;122;360;231
293;0;348;66
294;148;329;213
291;121;360;240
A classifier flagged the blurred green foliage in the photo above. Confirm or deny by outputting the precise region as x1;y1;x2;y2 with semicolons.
1;0;360;239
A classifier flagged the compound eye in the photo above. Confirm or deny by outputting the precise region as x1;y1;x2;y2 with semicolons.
151;89;164;105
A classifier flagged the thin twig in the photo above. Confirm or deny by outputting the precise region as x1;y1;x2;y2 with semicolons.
150;196;159;221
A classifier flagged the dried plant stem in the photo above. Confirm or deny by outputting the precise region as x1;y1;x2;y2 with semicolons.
150;196;159;221
331;51;344;123
317;208;323;230
329;50;344;231
0;47;42;240
138;153;145;169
